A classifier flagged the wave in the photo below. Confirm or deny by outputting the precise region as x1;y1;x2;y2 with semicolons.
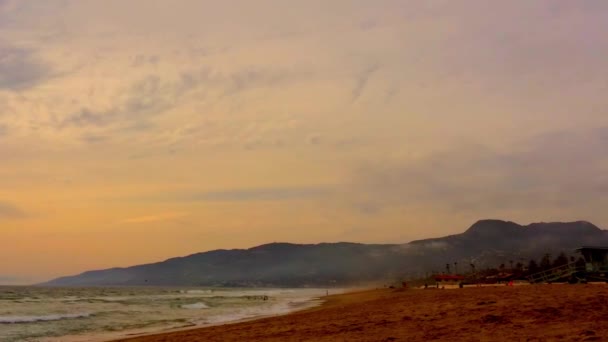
0;312;93;324
181;302;210;309
181;290;214;294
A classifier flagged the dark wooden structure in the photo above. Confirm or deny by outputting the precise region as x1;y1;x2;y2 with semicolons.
528;246;608;283
576;246;608;273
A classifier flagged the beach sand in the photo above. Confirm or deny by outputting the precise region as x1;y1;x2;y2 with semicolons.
115;284;608;341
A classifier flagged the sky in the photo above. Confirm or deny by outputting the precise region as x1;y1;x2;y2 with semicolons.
1;0;608;284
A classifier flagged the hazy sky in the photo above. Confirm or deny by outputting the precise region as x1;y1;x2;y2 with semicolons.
1;0;608;284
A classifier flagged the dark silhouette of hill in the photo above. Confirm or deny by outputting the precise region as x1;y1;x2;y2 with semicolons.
43;220;608;287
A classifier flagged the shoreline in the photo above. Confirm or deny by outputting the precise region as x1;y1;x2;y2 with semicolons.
104;286;483;341
105;294;328;341
38;289;344;342
109;288;400;342
111;284;608;341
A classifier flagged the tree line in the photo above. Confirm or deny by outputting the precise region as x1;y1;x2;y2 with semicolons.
479;252;586;277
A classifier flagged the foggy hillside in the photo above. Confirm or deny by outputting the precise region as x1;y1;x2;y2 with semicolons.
43;220;608;287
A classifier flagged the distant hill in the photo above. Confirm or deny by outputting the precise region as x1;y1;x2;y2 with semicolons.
42;220;608;287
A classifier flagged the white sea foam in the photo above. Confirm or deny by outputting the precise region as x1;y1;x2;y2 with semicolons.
182;290;214;294
0;312;92;324
181;302;210;309
200;297;323;325
1;287;337;341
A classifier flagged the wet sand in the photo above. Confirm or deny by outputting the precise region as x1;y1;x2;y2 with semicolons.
115;284;608;341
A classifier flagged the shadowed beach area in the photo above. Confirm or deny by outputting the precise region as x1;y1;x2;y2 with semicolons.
114;284;608;342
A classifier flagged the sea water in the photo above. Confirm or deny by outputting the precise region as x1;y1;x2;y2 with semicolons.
0;286;333;342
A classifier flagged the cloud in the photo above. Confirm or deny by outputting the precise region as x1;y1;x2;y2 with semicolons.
0;0;19;20
306;133;322;145
0;201;26;219
0;1;69;29
60;108;114;128
7;0;604;152
351;64;379;103
221;67;304;97
121;212;187;224
132;54;160;67
54;66;305;140
57;75;177;130
80;134;109;144
171;186;331;202
0;45;50;90
348;128;608;215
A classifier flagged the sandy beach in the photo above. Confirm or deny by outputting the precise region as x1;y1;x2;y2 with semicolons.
113;284;608;342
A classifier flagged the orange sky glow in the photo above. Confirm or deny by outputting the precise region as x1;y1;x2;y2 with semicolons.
1;0;608;283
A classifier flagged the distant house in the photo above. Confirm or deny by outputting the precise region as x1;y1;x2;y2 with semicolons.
433;274;465;283
484;272;517;283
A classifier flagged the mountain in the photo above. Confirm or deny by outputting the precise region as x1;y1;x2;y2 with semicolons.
42;220;608;287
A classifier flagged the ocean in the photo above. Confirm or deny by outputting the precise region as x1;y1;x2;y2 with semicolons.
0;286;333;342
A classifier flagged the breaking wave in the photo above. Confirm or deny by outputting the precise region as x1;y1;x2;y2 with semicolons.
181;302;210;309
0;312;93;324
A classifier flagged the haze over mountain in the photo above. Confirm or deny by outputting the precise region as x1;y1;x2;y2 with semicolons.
44;220;608;287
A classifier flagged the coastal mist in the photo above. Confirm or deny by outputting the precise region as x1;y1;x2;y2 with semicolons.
0;286;330;341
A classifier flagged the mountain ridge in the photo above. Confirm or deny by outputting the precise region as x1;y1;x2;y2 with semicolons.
43;220;608;287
